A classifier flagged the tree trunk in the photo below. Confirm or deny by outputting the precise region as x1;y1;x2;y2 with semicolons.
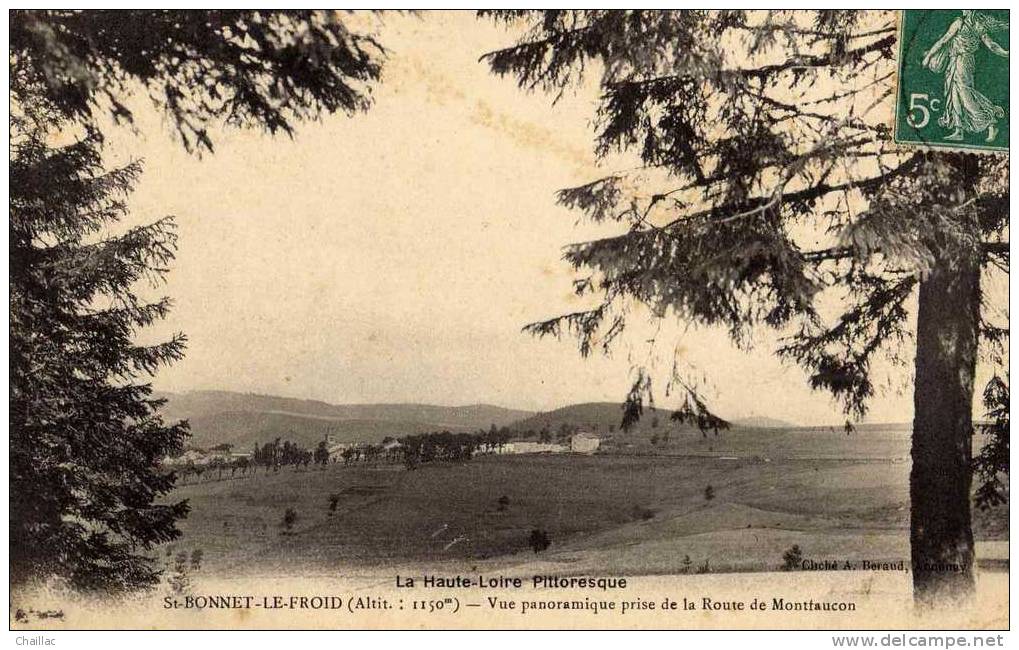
910;256;981;607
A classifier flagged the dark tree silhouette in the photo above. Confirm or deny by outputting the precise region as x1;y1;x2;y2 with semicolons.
528;529;551;553
782;544;804;571
282;508;298;533
10;110;189;592
314;441;330;467
10;10;386;152
481;10;1007;605
9;9;389;592
397;431;488;466
974;375;1009;511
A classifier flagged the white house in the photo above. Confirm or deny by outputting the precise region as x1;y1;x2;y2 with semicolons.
570;432;601;454
502;441;568;455
183;449;215;465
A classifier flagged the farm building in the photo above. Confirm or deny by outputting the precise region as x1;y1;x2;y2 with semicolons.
172;449;211;465
571;432;601;454
502;441;568;454
326;441;351;461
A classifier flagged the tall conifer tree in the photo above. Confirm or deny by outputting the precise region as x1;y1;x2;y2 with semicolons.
9;10;388;590
482;10;1008;604
10;105;189;591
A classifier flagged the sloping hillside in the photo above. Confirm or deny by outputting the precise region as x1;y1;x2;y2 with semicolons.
507;403;709;438
508;402;797;434
155;390;533;450
731;415;799;429
180;412;479;450
505;402;848;455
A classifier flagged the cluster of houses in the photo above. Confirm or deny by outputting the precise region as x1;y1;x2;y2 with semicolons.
324;431;601;459
167;431;602;467
168;443;248;467
497;431;601;455
320;435;403;461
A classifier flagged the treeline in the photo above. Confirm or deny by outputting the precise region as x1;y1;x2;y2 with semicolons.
167;425;520;485
171;456;253;484
168;437;333;485
399;428;513;469
337;442;392;464
510;422;609;444
252;437;330;470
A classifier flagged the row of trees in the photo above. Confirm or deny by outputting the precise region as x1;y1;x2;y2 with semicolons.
169;425;519;481
171;428;516;480
251;438;317;471
173;457;250;484
400;429;514;469
340;441;394;465
172;436;348;484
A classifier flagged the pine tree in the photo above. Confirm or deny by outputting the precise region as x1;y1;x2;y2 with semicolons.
974;375;1009;511
9;10;389;591
10;105;189;592
10;10;386;153
481;10;1008;605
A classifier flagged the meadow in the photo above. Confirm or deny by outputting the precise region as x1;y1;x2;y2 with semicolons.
161;428;1008;580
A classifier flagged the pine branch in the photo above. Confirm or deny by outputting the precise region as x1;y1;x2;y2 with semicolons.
732;34;895;80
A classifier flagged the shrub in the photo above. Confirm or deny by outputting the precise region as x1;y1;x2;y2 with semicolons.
528;529;551;553
782;544;803;571
168;552;190;595
632;505;655;521
282;508;298;533
680;555;693;574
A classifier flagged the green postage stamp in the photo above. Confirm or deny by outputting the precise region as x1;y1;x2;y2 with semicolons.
894;10;1009;153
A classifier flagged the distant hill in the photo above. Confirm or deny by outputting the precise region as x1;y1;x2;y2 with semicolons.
731;416;799;429
158;390;813;452
508;402;795;435
508;402;698;438
155;390;533;450
178;412;459;450
507;402;913;457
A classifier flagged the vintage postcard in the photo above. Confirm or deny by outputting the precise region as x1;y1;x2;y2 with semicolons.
7;8;1009;635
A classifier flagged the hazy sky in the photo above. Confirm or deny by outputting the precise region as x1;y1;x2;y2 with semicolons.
97;11;993;424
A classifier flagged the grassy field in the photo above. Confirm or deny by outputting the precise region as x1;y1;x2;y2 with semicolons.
160;439;1008;579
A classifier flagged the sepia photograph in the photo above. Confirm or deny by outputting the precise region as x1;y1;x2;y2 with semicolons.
7;7;1010;637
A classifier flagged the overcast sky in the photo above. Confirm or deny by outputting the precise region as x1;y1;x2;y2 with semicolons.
97;11;997;425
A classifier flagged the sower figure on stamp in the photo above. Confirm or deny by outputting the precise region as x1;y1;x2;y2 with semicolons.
922;10;1008;142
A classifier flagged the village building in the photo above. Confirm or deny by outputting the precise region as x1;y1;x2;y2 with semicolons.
326;441;351;461
173;448;211;465
502;441;568;454
570;431;601;454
